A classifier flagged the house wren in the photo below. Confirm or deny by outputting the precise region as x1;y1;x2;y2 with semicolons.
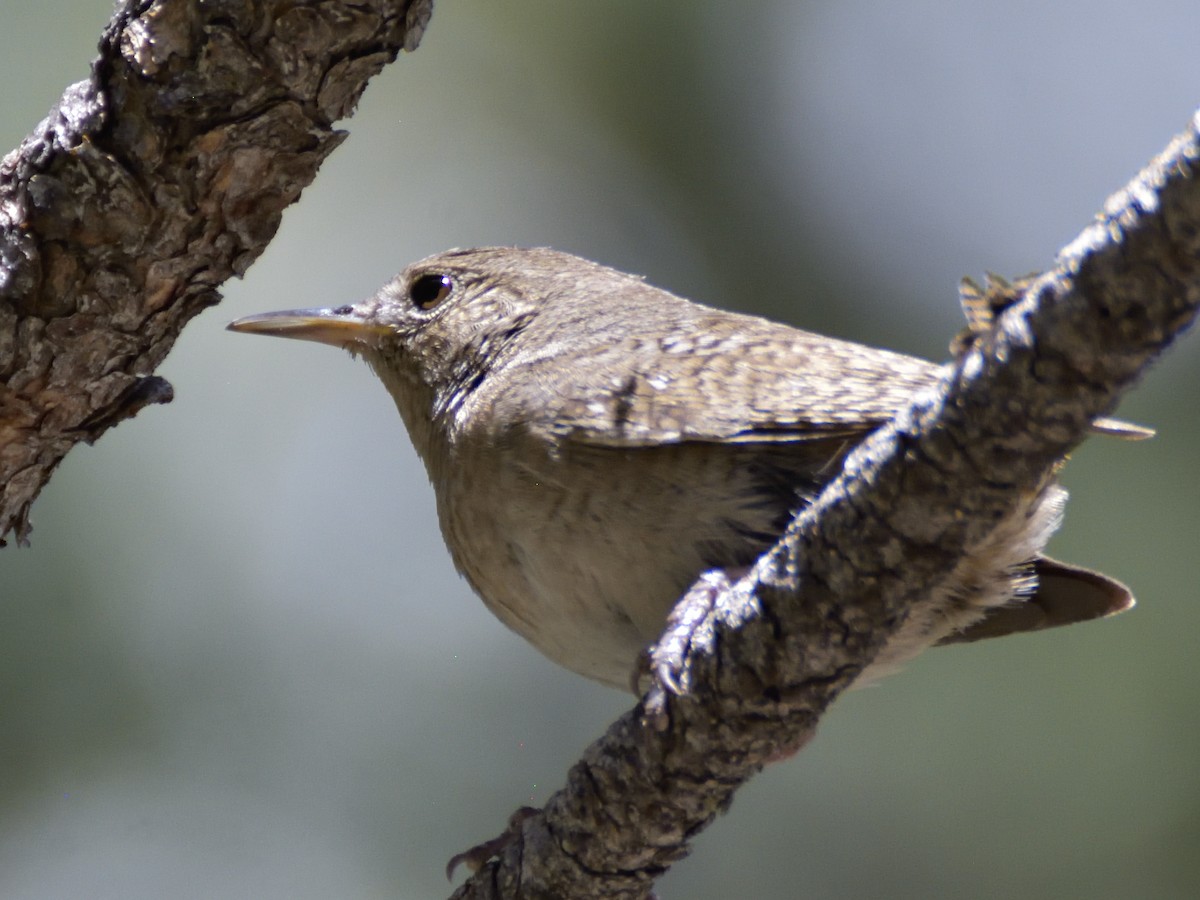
228;247;1138;692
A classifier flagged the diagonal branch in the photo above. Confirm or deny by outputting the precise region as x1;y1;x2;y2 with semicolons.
451;115;1200;899
0;0;433;545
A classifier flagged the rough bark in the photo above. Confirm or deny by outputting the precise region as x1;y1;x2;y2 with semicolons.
451;117;1200;899
0;0;433;544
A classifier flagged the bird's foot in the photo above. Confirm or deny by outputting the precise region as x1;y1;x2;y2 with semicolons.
446;806;539;881
639;568;747;729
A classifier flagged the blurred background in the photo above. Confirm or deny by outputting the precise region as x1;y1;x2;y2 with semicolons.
3;1;1199;897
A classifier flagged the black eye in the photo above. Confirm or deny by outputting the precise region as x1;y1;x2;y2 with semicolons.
410;273;453;310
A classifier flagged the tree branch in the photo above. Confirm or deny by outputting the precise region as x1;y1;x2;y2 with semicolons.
0;0;433;545
451;115;1200;899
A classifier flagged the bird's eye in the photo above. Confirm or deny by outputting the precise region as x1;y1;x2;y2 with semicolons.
410;273;453;310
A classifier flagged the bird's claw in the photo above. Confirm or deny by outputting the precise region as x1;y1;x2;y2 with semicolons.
446;806;540;881
639;569;739;729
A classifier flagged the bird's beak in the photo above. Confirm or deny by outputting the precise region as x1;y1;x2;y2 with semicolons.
226;307;392;348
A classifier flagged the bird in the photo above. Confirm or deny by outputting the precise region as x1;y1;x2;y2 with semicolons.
227;247;1141;694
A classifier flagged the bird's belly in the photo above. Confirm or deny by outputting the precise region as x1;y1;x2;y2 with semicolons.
443;492;709;689
437;444;782;690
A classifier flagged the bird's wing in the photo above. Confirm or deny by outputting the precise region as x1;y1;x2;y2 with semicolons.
513;315;944;449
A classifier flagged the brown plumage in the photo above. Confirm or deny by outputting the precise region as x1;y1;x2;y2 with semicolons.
229;247;1138;691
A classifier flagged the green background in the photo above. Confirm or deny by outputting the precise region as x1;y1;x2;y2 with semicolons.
2;2;1198;897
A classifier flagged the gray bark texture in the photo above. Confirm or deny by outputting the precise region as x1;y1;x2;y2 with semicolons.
451;121;1200;899
0;0;432;545
2;2;1198;899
